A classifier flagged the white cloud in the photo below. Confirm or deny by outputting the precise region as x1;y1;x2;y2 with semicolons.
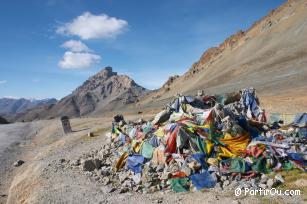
0;80;7;84
58;51;101;69
61;40;90;52
59;39;101;69
56;12;128;40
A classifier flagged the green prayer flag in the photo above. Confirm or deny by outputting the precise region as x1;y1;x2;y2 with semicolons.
169;178;189;192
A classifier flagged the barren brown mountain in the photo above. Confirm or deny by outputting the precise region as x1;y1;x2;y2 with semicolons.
15;67;148;121
137;0;307;114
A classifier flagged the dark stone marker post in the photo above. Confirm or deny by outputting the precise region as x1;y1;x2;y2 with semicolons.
61;116;72;134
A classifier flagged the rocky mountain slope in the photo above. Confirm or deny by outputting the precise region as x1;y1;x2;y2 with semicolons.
15;67;148;121
138;0;307;113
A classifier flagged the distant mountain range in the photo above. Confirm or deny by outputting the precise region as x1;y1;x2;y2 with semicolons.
10;67;148;122
0;98;57;120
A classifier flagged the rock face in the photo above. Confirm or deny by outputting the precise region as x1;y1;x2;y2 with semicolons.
16;67;148;121
162;75;180;90
13;160;25;167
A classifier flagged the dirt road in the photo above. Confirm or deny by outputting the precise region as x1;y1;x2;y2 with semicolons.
0;121;46;203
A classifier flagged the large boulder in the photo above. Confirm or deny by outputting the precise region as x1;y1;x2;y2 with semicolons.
0;116;9;124
81;159;101;172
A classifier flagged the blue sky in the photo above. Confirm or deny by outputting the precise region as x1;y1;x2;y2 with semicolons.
0;0;285;99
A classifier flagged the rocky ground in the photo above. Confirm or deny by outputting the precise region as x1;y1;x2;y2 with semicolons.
0;121;46;202
0;116;305;204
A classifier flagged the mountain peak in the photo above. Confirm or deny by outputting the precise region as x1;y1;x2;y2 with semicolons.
95;66;117;79
51;67;149;117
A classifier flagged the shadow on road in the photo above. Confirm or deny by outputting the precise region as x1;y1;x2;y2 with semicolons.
71;128;90;132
